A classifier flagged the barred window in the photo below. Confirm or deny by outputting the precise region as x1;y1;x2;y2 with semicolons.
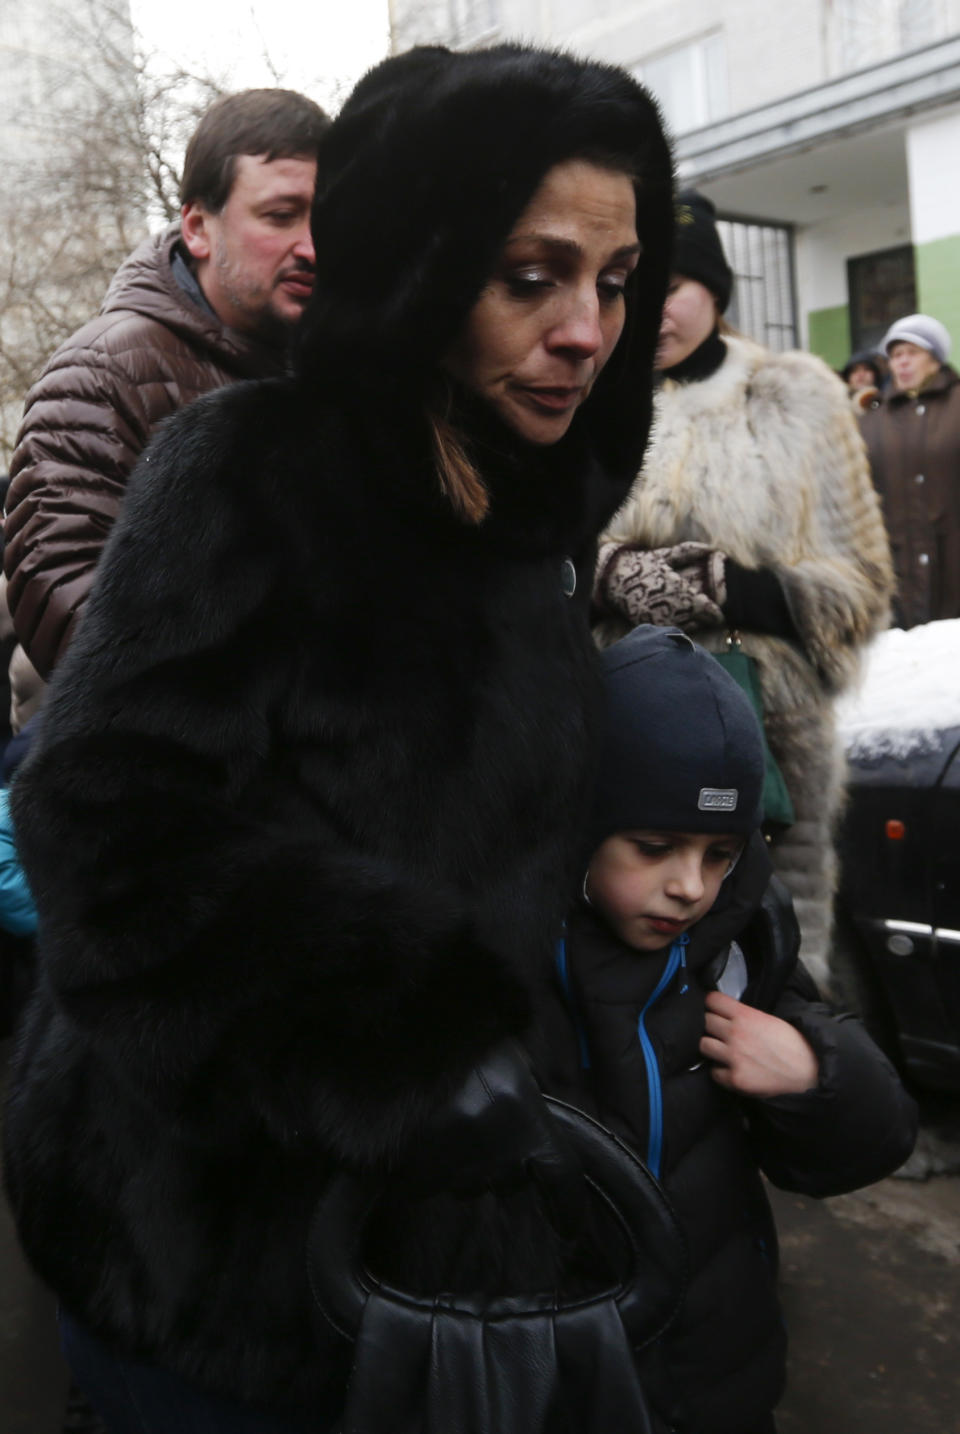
717;216;797;352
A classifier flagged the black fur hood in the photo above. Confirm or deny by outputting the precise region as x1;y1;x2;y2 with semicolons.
297;44;674;485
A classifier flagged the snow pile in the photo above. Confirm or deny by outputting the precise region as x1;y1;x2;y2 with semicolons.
836;619;960;761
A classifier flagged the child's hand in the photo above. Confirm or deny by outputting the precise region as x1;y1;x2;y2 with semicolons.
700;991;819;1097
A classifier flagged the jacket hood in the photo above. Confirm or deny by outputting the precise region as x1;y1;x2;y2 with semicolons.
100;226;286;378
297;44;674;484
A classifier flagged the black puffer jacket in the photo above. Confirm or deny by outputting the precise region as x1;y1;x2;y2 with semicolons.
3;46;673;1420
532;838;917;1433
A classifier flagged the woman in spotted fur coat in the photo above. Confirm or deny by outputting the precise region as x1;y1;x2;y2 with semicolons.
593;193;893;988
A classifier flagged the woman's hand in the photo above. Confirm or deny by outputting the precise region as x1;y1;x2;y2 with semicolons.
593;541;727;630
405;1040;586;1237
720;559;801;646
700;990;819;1097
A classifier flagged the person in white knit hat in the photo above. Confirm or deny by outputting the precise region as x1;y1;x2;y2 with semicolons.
860;312;960;627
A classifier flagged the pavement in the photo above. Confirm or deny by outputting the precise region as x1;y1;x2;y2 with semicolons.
0;1169;68;1434
2;1040;958;1432
772;1156;960;1432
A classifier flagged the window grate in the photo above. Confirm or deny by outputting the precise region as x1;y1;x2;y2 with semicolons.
717;216;797;351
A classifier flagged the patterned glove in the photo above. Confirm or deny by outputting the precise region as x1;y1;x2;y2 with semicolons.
594;540;727;630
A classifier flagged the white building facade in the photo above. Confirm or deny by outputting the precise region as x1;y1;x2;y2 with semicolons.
391;0;960;367
0;1;139;459
0;1;134;161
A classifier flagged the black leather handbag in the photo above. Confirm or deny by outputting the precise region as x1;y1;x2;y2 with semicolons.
308;1098;687;1434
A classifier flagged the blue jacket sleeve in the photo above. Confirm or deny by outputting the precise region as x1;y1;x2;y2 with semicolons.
0;787;37;936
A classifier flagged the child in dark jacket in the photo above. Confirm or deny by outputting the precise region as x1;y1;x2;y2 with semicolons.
541;625;917;1434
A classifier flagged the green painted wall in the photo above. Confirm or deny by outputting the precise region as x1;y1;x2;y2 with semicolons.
915;234;960;350
807;304;850;369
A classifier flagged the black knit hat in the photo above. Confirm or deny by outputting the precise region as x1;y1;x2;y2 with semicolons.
673;189;733;312
591;626;764;850
840;349;884;386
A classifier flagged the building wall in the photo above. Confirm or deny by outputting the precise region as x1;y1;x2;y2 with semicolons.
396;1;830;122
0;4;59;159
392;1;960;363
0;1;134;165
798;200;912;365
557;0;824;121
394;0;960;95
907;108;960;347
0;1;137;461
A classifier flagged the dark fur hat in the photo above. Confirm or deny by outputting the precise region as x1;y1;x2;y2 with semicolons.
297;44;674;480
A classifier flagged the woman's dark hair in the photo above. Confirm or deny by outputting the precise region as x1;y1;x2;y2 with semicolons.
180;89;331;213
299;45;674;522
429;397;491;524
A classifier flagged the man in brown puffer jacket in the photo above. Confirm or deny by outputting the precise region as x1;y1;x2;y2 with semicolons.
3;87;329;722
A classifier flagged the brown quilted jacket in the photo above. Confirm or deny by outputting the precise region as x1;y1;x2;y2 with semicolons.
4;226;287;678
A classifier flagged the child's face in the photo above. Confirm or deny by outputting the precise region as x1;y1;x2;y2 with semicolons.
586;829;744;950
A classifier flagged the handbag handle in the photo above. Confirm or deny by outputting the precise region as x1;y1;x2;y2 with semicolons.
307;1096;687;1351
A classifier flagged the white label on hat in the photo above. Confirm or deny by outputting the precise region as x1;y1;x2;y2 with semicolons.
698;788;738;811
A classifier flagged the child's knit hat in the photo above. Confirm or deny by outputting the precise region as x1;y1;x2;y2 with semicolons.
592;626;765;848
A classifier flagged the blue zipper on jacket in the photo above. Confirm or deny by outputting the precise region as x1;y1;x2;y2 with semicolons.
637;933;689;1179
554;928;591;1070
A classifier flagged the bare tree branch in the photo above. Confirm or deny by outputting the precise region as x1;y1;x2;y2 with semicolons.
0;0;228;464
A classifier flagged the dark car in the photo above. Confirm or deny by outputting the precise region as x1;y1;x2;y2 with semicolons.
834;720;960;1093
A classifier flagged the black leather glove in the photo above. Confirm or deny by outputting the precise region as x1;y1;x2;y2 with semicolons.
722;558;801;645
408;1039;586;1238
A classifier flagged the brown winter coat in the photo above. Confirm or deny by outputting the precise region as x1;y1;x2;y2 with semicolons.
859;364;960;627
4;226;286;680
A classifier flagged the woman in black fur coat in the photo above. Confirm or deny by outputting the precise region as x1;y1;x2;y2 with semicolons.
2;45;673;1433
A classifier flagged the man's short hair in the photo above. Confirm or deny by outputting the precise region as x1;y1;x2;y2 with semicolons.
180;89;331;213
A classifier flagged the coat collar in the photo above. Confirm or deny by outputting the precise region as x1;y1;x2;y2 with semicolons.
657;333;764;412
879;363;960;408
101;225;289;379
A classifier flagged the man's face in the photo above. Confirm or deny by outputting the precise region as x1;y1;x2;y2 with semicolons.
181;153;317;342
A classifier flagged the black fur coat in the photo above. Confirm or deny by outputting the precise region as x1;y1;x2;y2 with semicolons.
3;46;673;1416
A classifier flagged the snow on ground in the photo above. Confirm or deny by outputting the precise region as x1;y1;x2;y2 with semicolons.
836;619;960;761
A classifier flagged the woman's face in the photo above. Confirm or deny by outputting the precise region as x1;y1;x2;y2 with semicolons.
888;340;940;393
443;159;640;445
846;362;877;393
656;275;718;371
